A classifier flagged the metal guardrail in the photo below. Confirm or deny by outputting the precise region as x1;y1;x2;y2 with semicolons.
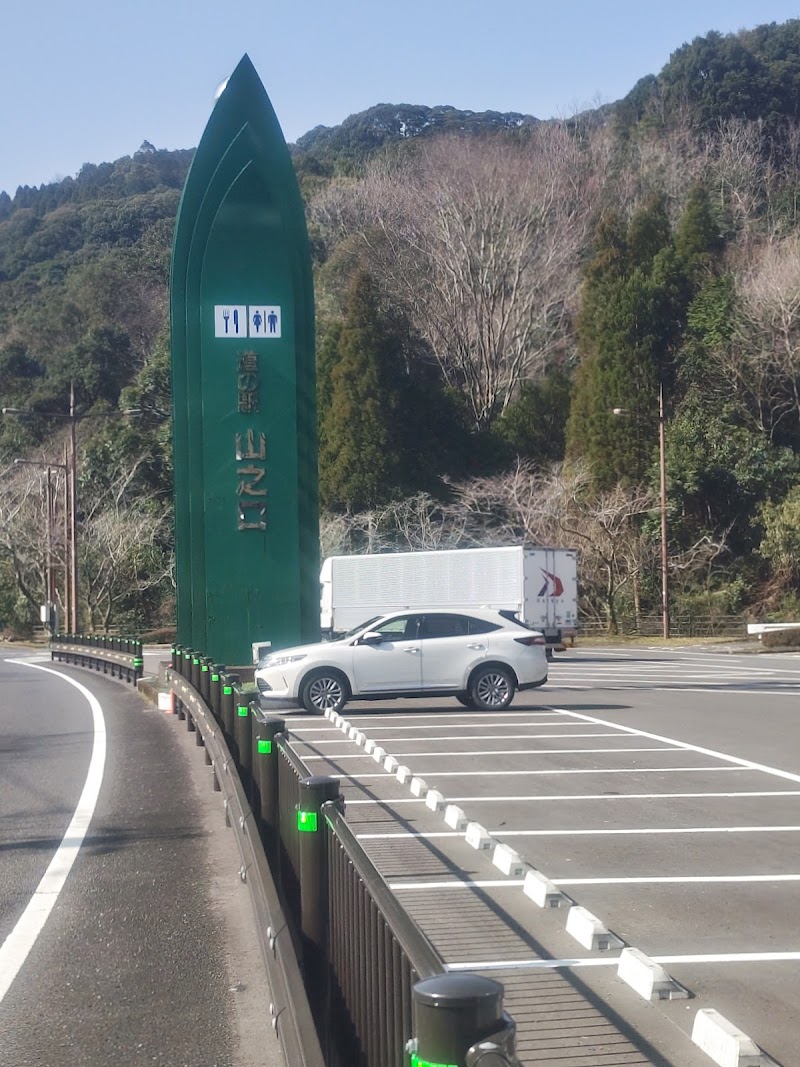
167;654;326;1067
169;641;522;1066
49;633;144;683
324;803;444;1066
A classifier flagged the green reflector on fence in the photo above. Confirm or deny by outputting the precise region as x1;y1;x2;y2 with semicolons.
297;811;318;832
258;739;272;754
201;664;209;672
410;1057;458;1067
223;685;233;695
133;658;143;667
211;674;219;682
237;705;248;717
193;657;199;665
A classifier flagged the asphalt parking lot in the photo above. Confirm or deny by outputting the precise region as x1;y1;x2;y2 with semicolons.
285;645;800;1066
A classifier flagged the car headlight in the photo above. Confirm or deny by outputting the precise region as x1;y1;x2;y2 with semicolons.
261;653;307;669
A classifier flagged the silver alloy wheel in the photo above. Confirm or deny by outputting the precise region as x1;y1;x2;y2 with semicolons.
472;668;513;709
305;673;345;713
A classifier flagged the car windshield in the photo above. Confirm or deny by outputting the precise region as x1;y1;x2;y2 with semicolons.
341;616;382;639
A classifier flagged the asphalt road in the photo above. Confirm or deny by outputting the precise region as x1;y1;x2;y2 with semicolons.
0;648;281;1067
283;644;800;1067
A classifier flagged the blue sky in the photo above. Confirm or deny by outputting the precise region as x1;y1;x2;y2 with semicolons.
2;0;799;197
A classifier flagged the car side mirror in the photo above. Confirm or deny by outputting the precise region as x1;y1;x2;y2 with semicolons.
360;631;385;644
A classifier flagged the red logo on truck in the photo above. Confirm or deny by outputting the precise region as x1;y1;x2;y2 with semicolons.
538;570;564;597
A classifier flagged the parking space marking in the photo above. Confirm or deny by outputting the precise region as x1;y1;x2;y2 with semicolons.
293;718;596;731
445;951;800;972
338;765;746;780
344;790;800;804
357;825;800;840
390;874;800;888
302;745;679;760
548;706;800;785
303;731;625;744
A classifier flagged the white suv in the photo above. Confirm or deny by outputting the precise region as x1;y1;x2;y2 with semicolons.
254;608;548;715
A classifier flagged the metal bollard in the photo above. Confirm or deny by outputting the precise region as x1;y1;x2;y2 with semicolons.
221;673;239;750
298;777;342;939
252;712;285;858
298;776;342;1015
233;687;252;795
190;653;201;692
411;974;520;1067
209;664;225;724
199;656;211;705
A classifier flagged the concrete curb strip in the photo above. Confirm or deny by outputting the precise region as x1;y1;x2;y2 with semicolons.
492;843;527;876
691;1008;777;1067
617;947;690;1001
522;867;570;908
565;905;624;951
465;822;493;850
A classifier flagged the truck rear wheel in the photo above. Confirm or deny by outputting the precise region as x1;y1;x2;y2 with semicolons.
468;665;515;711
300;669;350;715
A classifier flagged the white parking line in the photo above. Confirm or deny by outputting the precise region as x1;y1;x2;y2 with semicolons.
390;874;800;889
344;790;800;805
294;719;593;732
302;746;679;760
548;706;800;785
358;825;800;840
445;951;800;972
0;662;106;1004
302;731;625;744
550;686;800;696
337;765;745;780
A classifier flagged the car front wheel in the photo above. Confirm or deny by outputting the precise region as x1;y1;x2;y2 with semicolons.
300;670;350;715
468;665;515;711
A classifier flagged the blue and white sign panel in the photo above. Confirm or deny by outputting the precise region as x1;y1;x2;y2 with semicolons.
214;305;248;337
213;305;282;338
249;305;281;338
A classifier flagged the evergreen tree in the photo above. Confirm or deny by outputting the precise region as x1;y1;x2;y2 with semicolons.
566;200;687;488
319;273;431;511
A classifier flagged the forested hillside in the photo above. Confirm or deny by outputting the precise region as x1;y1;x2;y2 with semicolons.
3;20;800;637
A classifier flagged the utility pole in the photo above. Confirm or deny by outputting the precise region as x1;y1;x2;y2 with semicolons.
658;381;669;640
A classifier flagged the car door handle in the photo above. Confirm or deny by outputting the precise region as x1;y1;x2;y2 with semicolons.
404;647;420;654
468;643;485;650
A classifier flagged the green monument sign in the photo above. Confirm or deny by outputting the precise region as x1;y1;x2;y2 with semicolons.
170;55;319;665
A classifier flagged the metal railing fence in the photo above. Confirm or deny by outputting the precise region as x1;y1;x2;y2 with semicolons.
578;613;747;638
61;638;521;1066
324;803;444;1067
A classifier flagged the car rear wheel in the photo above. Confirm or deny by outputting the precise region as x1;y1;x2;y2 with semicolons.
301;670;350;715
468;665;515;711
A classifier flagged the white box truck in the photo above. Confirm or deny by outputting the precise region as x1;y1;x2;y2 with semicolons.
320;546;578;650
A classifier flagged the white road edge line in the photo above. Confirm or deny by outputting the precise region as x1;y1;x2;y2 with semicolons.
0;661;107;1004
